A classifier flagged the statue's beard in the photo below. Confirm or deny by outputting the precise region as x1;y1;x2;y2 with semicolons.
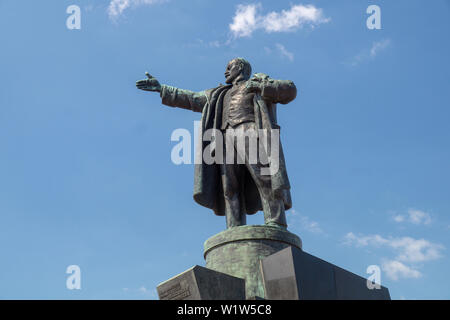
225;73;242;84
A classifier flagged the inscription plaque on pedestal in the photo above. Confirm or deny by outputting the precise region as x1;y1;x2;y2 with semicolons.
157;265;246;300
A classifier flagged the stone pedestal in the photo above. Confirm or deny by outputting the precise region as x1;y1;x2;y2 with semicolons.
157;225;391;300
203;225;302;299
261;246;391;300
157;265;245;300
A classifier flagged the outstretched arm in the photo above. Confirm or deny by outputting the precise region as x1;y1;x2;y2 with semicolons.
159;85;207;113
136;73;207;113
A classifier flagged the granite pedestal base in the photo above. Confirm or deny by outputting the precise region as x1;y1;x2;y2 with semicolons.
261;246;391;300
157;265;245;300
157;225;390;300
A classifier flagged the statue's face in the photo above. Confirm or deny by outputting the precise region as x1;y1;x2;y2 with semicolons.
224;60;242;84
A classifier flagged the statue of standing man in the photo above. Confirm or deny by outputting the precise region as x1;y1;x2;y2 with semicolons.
136;58;297;230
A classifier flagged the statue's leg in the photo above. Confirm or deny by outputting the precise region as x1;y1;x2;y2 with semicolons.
237;122;287;228
247;165;287;228
220;158;246;229
224;192;246;228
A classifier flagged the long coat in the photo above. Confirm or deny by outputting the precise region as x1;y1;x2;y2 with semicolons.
160;73;297;216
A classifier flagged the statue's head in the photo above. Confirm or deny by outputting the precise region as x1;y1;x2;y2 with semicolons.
224;58;252;84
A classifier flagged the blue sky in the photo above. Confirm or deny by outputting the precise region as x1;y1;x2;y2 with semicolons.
0;0;449;299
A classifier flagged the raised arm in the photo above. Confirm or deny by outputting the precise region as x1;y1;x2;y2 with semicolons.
136;73;207;113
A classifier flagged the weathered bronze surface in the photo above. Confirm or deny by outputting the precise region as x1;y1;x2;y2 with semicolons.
136;58;297;230
204;225;301;298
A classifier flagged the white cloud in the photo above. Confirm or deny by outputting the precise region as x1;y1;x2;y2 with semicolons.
123;286;157;298
183;38;232;49
344;232;444;281
289;209;324;234
393;215;405;223
300;216;322;234
343;232;389;247
370;39;391;57
393;209;432;225
276;43;294;61
138;286;148;293
348;38;391;66
108;0;131;18
390;237;443;263
208;40;221;48
229;3;329;38
407;209;432;225
108;0;167;19
264;4;329;32
344;232;444;263
382;260;422;281
229;4;261;38
264;46;272;54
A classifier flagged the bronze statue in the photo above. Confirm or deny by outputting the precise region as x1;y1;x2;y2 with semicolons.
136;58;297;229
